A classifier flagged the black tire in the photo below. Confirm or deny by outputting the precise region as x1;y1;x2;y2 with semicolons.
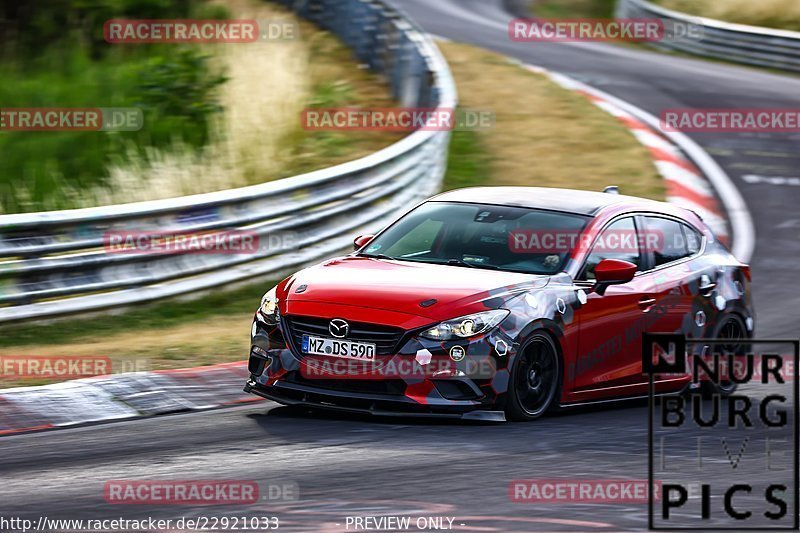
700;314;749;397
505;332;561;422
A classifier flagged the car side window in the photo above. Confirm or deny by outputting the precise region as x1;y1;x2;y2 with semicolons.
684;224;702;255
581;217;641;281
645;217;697;267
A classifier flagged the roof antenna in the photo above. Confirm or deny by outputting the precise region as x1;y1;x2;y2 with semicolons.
603;186;619;195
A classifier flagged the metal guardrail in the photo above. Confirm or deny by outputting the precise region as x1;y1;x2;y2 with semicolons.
0;0;457;322
617;0;800;73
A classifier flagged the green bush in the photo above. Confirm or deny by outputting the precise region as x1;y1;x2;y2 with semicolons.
136;49;228;147
0;0;229;212
1;0;194;58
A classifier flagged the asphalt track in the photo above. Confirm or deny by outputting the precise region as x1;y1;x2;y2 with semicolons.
1;1;799;531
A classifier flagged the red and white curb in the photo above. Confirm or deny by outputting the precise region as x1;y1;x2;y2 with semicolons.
524;64;732;245
0;361;258;436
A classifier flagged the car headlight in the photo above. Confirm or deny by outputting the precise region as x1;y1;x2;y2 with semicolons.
257;287;279;325
420;309;509;341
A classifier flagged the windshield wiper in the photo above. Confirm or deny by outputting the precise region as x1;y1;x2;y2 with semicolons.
358;253;395;260
446;258;499;270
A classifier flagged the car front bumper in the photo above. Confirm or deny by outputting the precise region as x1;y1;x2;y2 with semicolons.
244;313;520;420
244;378;506;421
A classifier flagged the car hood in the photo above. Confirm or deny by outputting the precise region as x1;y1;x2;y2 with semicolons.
279;256;550;321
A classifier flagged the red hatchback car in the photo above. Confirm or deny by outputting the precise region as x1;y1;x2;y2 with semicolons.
244;187;754;421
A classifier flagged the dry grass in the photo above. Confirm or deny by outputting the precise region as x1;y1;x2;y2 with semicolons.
71;0;401;206
656;0;800;32
439;41;664;199
531;0;616;19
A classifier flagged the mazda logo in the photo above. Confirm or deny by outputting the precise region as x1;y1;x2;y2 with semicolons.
329;318;349;338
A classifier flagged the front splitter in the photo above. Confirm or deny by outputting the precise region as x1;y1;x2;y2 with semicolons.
244;382;506;422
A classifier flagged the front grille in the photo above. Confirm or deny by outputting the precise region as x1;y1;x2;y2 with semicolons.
283;315;405;356
289;373;407;396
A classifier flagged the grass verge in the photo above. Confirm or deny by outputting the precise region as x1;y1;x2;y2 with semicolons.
529;0;616;19
440;41;663;198
0;40;664;387
531;0;800;33
653;0;800;32
527;0;800;74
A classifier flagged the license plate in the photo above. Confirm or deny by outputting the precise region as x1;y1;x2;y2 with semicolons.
302;335;376;360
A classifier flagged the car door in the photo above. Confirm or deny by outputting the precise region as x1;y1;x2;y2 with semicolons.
640;215;707;389
572;216;658;395
640;215;706;330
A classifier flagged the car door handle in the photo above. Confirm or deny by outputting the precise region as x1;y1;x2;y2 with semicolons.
699;281;717;295
699;274;717;296
638;297;657;310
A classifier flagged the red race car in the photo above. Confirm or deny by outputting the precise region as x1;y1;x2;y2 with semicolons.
244;187;754;421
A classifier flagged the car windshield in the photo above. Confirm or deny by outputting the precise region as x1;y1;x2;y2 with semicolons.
358;201;589;275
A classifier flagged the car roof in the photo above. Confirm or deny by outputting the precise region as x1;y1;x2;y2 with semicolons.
430;187;663;216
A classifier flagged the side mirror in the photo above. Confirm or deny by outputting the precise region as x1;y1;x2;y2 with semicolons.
593;259;637;296
353;234;375;251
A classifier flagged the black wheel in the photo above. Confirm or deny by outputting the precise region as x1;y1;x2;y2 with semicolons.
701;314;748;397
506;332;561;421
